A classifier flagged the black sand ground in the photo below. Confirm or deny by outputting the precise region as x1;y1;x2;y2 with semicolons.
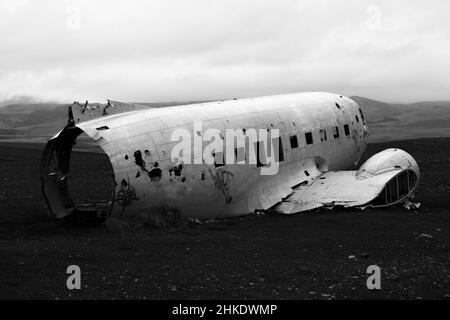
0;138;449;299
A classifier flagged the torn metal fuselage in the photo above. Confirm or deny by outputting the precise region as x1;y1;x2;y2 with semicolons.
40;100;148;219
40;92;420;220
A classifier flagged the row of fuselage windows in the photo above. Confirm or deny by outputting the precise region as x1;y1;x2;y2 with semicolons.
254;124;351;167
213;123;353;168
300;123;351;148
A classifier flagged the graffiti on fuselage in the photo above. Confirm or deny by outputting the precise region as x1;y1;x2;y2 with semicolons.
116;178;138;214
208;168;234;204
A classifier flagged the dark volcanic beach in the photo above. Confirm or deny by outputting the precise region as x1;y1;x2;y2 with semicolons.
0;138;449;299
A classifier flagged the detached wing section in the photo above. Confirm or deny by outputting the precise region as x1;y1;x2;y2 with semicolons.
273;149;420;214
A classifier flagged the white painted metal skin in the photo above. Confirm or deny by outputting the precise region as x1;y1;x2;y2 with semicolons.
40;92;420;220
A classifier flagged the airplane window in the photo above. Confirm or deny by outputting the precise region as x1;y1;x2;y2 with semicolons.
332;126;339;138
255;138;283;166
234;147;246;163
344;124;350;136
213;151;224;167
319;129;327;142
305;132;313;145
256;141;265;167
289;135;299;148
359;108;366;122
356;115;360;123
274;136;284;162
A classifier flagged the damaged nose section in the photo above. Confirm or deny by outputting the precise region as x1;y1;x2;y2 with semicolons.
40;125;115;220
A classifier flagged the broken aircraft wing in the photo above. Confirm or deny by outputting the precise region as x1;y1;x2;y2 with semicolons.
272;148;420;213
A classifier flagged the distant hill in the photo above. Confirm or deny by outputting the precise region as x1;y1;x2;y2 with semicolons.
0;103;64;114
137;101;209;108
0;95;63;108
0;101;205;144
351;96;450;142
0;97;449;144
350;96;410;123
0;103;68;139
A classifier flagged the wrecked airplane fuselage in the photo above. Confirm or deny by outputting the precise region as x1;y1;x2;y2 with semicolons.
40;92;420;220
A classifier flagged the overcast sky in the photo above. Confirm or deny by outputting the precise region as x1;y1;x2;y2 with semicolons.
0;0;449;104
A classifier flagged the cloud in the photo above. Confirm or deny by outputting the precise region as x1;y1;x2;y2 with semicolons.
0;0;449;103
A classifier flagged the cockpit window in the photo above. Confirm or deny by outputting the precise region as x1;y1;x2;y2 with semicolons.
344;124;350;136
359;108;365;122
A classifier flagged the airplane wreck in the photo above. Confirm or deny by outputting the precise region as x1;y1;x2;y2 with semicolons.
40;92;420;220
